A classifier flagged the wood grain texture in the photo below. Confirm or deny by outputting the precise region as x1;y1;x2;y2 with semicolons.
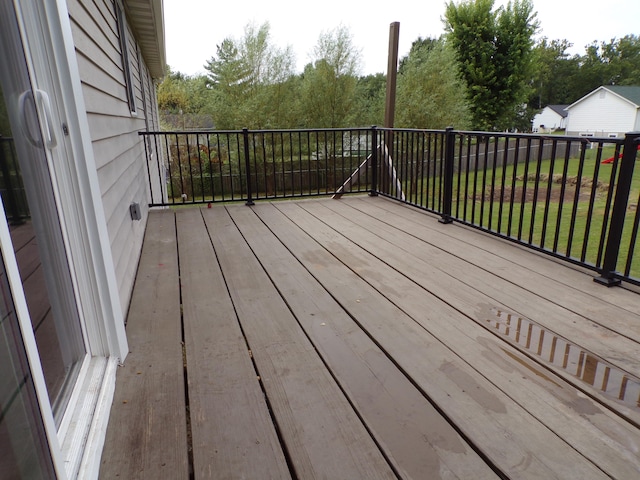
296;199;640;479
202;205;397;480
100;210;188;479
176;208;291;479
229;203;499;480
102;198;640;479
266;200;613;480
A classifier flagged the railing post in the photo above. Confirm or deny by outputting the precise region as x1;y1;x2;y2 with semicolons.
242;128;254;206
369;126;378;196
595;131;640;286
439;126;455;224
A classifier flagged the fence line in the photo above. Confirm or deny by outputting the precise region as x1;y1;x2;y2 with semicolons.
140;127;639;286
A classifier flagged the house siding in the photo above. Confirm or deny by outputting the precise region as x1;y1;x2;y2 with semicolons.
68;0;155;316
566;89;639;137
532;107;566;132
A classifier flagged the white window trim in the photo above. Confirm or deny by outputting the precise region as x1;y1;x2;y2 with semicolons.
116;1;138;115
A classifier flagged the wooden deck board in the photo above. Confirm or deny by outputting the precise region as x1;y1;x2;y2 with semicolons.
227;203;499;480
357;196;640;317
176;208;291;479
102;197;640;479
100;210;188;479
266;201;614;479
201;206;397;480
284;199;640;479
327;199;640;374
335;198;640;425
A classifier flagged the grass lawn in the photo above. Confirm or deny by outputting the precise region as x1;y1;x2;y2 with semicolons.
446;145;639;278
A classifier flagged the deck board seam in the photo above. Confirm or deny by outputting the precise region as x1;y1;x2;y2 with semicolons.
310;200;640;427
275;199;639;477
205;206;299;479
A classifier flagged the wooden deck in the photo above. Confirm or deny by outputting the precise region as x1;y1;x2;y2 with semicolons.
100;196;640;480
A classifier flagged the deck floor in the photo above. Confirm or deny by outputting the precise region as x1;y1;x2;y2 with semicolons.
100;196;640;480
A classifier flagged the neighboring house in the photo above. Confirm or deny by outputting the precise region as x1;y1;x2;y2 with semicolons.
565;85;640;138
0;1;164;478
532;104;568;132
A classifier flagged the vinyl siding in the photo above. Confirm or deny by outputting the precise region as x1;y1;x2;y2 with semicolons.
68;0;157;316
566;89;639;136
532;108;566;131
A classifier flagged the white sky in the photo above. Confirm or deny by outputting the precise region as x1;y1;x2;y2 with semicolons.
164;0;640;77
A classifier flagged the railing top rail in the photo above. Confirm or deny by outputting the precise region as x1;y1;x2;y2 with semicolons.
138;127;629;147
451;129;626;145
375;127;447;134
139;127;376;136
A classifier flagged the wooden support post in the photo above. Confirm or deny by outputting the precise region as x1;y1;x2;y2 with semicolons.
384;22;400;130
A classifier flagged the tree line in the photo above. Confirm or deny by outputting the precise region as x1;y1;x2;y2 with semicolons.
158;0;640;132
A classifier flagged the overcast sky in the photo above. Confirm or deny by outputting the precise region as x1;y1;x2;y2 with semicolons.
164;0;639;77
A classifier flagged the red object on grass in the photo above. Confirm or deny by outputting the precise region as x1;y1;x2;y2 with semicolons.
602;144;640;164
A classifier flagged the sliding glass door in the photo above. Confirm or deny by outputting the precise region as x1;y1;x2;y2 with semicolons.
0;2;88;475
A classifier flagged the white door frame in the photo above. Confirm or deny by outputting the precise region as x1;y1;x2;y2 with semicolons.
11;0;130;477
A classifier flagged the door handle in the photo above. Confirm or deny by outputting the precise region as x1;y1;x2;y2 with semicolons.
18;89;57;149
35;89;57;149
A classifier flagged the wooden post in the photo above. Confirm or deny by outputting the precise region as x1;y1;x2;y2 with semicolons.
384;22;400;129
382;22;400;196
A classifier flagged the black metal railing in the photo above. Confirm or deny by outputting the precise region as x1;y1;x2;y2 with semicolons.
0;135;29;224
141;128;376;206
141;127;639;286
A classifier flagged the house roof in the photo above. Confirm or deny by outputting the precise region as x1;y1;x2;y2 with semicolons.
547;105;569;117
125;0;166;79
567;85;640;110
607;85;640;106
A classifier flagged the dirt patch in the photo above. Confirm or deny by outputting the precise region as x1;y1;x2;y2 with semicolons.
474;175;609;204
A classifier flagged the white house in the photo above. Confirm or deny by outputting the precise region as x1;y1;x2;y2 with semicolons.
565;85;640;138
0;0;164;478
532;105;568;132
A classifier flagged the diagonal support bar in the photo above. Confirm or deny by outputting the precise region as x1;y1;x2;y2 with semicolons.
333;142;405;201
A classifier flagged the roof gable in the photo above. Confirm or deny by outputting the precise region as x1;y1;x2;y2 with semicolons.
567;85;640;110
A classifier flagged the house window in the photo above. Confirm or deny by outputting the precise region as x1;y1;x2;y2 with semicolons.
115;3;136;114
608;133;618;138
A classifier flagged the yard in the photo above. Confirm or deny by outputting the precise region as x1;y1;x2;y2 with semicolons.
449;145;640;277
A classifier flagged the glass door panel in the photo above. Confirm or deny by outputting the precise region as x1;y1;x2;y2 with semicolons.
0;0;86;425
0;245;56;478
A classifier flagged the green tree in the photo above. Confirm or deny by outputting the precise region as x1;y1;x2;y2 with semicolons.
157;67;190;113
204;22;296;129
299;26;361;127
444;0;539;130
528;38;580;109
351;73;386;126
570;35;640;99
398;37;438;74
396;37;470;129
157;67;214;128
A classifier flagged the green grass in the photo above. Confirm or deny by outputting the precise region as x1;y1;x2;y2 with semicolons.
443;146;640;278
